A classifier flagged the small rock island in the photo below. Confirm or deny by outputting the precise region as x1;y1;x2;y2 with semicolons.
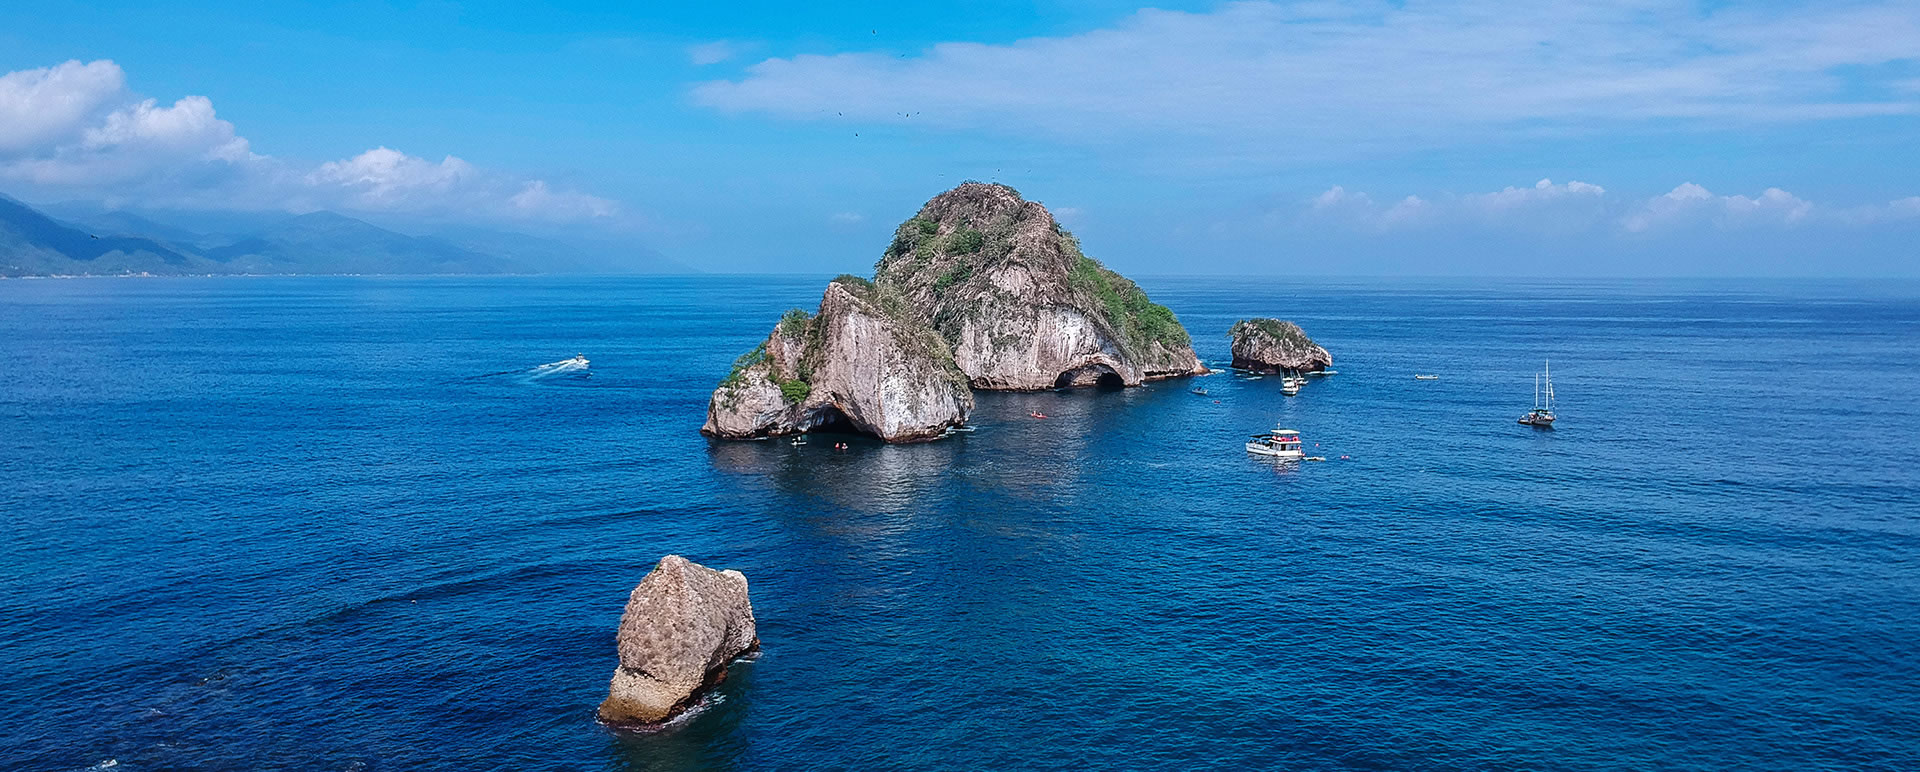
1229;318;1332;373
704;182;1207;442
598;555;758;727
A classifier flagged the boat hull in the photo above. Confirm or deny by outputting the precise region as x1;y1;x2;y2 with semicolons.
1245;443;1304;459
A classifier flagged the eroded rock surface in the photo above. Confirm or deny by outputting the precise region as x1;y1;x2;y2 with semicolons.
700;279;974;443
876;183;1206;390
598;555;758;726
1229;318;1332;373
702;182;1205;443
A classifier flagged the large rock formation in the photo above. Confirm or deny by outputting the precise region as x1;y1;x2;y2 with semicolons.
1229;318;1332;373
599;555;759;727
701;278;974;443
875;183;1206;389
703;182;1205;442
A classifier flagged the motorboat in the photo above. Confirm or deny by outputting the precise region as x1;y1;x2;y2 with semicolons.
1281;377;1301;396
1414;374;1439;380
1246;426;1305;460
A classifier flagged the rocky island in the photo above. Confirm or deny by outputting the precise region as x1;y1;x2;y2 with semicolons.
703;182;1207;442
599;555;759;727
1228;318;1332;373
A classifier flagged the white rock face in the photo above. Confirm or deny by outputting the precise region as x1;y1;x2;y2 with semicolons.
1229;318;1333;373
701;182;1206;443
599;555;758;726
876;183;1206;391
700;280;973;442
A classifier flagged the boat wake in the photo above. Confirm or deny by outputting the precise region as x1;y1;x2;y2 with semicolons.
526;354;590;379
469;355;592;384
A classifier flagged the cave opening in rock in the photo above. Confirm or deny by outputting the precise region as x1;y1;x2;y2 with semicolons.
1055;364;1124;389
804;404;859;434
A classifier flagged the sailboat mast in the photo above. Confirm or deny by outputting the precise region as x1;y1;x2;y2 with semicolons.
1533;372;1540;410
1545;359;1554;411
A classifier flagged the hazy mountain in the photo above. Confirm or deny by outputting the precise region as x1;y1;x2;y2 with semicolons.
0;195;206;276
3;195;687;276
200;211;524;274
428;225;691;274
74;210;211;247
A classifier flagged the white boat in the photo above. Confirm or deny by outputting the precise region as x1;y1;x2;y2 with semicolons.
1280;375;1301;396
1307;369;1337;377
1519;360;1558;427
1246;426;1305;460
1414;374;1439;380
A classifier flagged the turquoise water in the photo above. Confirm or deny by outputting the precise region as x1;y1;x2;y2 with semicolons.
2;276;1917;770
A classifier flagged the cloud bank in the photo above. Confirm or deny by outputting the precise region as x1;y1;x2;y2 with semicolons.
1303;179;1919;233
695;0;1920;153
0;59;616;223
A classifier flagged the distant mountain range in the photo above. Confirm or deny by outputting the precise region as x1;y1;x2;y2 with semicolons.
0;194;685;277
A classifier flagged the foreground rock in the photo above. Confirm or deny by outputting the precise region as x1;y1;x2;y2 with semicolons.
876;183;1207;389
1229;318;1332;373
703;183;1208;443
701;278;974;442
598;555;758;726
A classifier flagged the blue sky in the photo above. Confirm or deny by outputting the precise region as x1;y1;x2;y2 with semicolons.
3;0;1918;276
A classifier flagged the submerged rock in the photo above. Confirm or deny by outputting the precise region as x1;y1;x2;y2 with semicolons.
876;183;1207;390
598;555;758;726
702;182;1204;443
700;278;974;443
1228;318;1332;373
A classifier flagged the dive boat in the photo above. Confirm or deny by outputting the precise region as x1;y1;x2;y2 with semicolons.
1519;360;1557;427
1246;426;1305;460
1281;375;1301;396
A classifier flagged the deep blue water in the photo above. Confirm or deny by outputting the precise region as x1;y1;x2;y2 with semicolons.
2;275;1918;771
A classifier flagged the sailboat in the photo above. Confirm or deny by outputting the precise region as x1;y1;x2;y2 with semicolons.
1519;360;1557;427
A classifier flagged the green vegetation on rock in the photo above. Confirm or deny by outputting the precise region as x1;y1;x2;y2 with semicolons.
778;308;811;337
1065;237;1191;354
945;226;984;255
934;261;973;292
719;342;768;389
774;376;811;403
1231;318;1315;348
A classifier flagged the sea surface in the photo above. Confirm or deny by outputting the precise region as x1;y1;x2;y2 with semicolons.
2;275;1917;771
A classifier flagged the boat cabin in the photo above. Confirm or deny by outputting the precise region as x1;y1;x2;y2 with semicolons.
1246;427;1305;458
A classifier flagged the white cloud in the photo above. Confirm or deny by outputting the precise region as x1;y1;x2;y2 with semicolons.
0;59;124;154
510;180;618;220
1311;185;1372;211
0;59;619;224
695;1;1920;154
1465;178;1606;211
1300;178;1914;234
1622;183;1813;231
688;41;742;66
1382;196;1432;226
309;147;478;206
1310;179;1606;230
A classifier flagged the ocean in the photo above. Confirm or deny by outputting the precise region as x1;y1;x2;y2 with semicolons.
2;275;1916;770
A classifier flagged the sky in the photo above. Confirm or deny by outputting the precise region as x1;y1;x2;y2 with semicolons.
2;0;1918;276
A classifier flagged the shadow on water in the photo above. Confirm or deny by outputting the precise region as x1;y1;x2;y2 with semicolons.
705;430;963;515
